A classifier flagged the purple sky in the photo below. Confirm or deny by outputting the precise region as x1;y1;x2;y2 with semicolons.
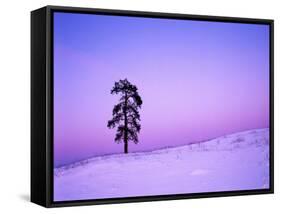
54;12;269;167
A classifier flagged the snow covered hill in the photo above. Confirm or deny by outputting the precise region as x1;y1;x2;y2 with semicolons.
54;128;270;201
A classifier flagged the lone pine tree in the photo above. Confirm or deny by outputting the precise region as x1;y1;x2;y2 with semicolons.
107;79;143;154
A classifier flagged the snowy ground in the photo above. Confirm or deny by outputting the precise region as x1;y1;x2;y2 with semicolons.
54;128;269;201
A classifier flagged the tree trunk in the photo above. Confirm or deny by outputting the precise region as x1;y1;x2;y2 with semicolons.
124;139;128;154
124;91;128;154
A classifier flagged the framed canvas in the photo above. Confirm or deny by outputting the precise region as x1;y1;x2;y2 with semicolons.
31;5;274;207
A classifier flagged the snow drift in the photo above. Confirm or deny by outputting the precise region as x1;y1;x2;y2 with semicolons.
54;128;269;201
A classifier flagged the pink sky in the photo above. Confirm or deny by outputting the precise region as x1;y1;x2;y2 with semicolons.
54;12;270;167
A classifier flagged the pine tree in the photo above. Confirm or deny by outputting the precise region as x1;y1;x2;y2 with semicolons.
107;79;142;153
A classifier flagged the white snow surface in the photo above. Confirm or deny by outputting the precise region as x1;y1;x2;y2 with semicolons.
54;128;270;201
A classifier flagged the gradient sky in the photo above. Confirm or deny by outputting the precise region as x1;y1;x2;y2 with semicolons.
54;12;270;167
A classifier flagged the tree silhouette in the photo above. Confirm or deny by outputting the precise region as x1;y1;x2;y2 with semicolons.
107;79;143;154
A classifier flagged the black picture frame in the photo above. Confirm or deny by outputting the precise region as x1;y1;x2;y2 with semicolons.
31;5;274;208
